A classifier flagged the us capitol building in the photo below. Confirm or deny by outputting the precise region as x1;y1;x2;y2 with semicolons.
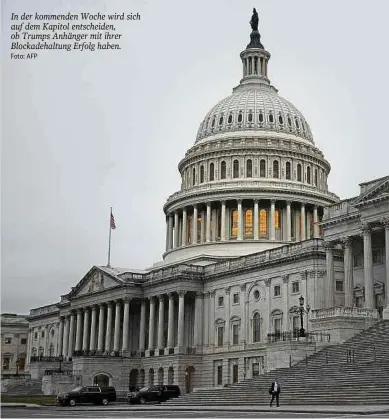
25;11;389;396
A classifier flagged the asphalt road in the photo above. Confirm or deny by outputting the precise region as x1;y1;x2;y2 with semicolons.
3;407;389;419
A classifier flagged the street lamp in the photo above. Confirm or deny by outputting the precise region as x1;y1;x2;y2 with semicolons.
15;357;20;376
58;355;63;373
298;296;311;337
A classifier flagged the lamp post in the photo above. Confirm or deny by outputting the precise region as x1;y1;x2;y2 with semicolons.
58;355;63;373
15;358;20;376
298;295;311;338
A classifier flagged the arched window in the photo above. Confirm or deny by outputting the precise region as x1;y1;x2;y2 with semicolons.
259;209;267;238
238;111;243;123
253;313;261;343
192;167;196;186
246;159;253;178
49;343;54;357
219;115;223;126
231;209;238;238
295;118;300;129
149;368;154;386
278;114;284;125
307;166;311;184
248;111;253;122
209;162;215;181
285;161;291;180
200;165;204;183
244;209;253;237
211;117;216;128
258;112;264;123
314;168;318;186
220;161;226;179
297;164;302;182
273;160;279;178
259;159;266;178
233;160;239;178
39;347;44;357
275;209;281;230
269;113;274;123
287;116;292;127
228;113;233;124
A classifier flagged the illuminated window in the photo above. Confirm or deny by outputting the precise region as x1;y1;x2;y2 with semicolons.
286;162;291;180
197;216;202;242
244;209;253;237
259;160;266;177
187;215;192;243
274;209;281;230
307;166;311;184
192;168;196;186
200;165;204;183
233;160;239;178
259;209;267;238
231;209;238;238
209;163;215;181
273;160;279;178
220;161;226;179
297;164;302;182
246;159;253;177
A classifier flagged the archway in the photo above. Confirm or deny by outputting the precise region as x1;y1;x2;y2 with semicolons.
148;368;154;386
129;369;138;391
168;367;174;384
93;373;110;388
185;366;195;393
139;369;145;388
158;367;164;385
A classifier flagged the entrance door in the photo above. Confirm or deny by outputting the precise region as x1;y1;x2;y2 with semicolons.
232;364;238;383
185;366;195;393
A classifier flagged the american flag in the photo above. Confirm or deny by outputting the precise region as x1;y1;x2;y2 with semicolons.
110;211;116;230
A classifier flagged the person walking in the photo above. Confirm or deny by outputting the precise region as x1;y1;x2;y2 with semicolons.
269;378;281;407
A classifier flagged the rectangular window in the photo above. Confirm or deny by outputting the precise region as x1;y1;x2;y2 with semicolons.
3;358;10;370
355;296;364;308
5;338;12;344
217;365;223;385
274;318;281;335
353;254;363;268
218;296;224;307
34;332;38;340
336;281;344;292
292;316;300;337
274;285;281;297
41;331;45;338
233;293;240;304
21;338;27;345
373;249;383;264
252;363;259;377
232;324;239;345
217;327;224;347
292;281;299;293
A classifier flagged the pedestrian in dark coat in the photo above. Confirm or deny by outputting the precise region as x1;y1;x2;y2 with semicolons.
269;378;281;407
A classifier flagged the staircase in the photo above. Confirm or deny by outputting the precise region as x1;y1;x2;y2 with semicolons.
3;379;43;396
166;320;389;406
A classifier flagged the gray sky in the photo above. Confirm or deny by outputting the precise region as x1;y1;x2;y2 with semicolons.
2;0;389;313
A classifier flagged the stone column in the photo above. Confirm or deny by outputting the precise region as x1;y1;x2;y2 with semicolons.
194;292;204;347
383;218;389;319
192;206;198;244
253;199;259;240
283;275;289;331
113;300;121;352
313;206;320;238
122;298;131;351
97;304;105;352
58;317;65;356
209;291;215;346
139;300;146;351
237;200;243;240
221;201;226;241
203;292;209;346
270;200;276;240
68;312;76;358
200;210;206;243
174;212;179;248
75;310;83;352
362;224;374;309
286;201;292;242
167;293;175;350
90;306;97;351
181;209;187;246
342;237;354;307
157;295;165;351
82;308;90;351
301;203;306;241
105;302;113;352
165;217;169;252
325;243;335;308
177;290;186;350
206;203;211;242
63;318;69;358
168;214;174;250
148;297;156;350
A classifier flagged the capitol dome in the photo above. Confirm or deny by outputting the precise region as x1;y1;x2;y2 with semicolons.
162;21;339;263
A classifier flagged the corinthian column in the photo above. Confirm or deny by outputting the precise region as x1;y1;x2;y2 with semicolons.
62;318;69;357
58;317;65;356
237;200;243;240
82;308;90;351
113;300;121;352
168;214;174;250
68;312;76;358
362;224;374;309
122;298;131;351
75;310;83;352
148;297;156;350
383;218;389;319
270;199;276;240
221;201;226;241
286;201;292;242
206;203;211;242
313;206;319;238
341;237;354;307
105;302;113;352
167;293;175;350
181;208;187;246
253;199;259;240
174;212;179;248
139;300;146;351
90;306;97;351
192;206;198;244
194;292;204;347
157;296;165;352
325;242;335;308
97;304;105;352
301;203;306;241
177;290;186;350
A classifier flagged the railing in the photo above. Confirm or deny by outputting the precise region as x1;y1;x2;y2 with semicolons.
267;331;331;343
72;350;121;358
1;373;31;379
311;307;379;320
186;347;197;355
30;356;63;363
323;200;357;220
29;304;59;317
44;369;73;376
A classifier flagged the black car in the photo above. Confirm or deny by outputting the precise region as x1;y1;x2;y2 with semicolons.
127;385;181;404
56;386;116;406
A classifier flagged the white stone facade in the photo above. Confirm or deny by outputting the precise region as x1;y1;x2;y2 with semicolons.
25;20;389;396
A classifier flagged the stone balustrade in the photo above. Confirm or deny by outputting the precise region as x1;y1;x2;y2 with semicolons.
311;307;379;320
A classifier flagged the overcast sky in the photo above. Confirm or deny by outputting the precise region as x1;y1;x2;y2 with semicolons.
2;0;389;314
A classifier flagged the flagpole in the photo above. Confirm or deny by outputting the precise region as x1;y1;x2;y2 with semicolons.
107;207;112;267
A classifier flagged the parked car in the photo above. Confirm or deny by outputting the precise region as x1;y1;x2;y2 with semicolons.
56;385;116;406
127;385;180;404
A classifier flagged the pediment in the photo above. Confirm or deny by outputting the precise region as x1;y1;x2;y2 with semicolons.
354;177;389;205
68;266;123;299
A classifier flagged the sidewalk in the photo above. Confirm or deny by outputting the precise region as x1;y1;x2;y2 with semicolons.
3;402;389;414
